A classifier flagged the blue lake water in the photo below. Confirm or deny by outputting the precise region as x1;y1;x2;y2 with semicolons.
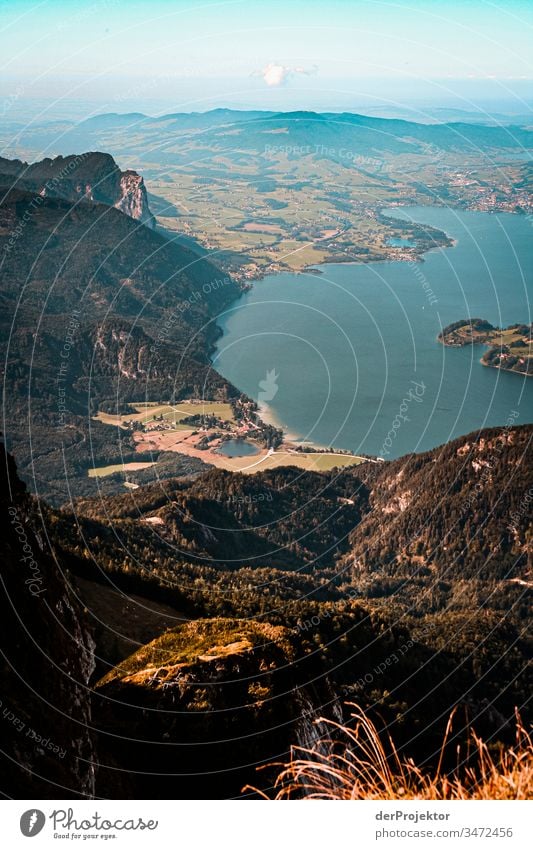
214;206;532;458
216;439;260;457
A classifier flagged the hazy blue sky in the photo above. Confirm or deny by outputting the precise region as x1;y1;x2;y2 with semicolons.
1;0;532;116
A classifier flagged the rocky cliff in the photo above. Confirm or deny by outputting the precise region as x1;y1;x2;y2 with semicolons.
0;151;156;228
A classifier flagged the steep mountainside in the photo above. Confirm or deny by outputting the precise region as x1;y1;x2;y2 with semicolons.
0;445;97;798
44;418;531;753
70;425;532;588
0;444;350;799
0;152;155;228
345;425;532;587
3;426;529;798
0;174;241;503
93;618;332;799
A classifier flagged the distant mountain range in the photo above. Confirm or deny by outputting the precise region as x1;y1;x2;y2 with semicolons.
3;108;532;165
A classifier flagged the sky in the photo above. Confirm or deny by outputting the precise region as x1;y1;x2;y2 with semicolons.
1;0;533;119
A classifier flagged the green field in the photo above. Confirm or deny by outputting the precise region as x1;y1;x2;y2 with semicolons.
94;401;236;428
141;142;526;281
238;450;367;474
92;399;369;479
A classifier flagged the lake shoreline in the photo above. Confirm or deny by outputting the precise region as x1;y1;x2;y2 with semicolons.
213;205;532;459
214;203;461;455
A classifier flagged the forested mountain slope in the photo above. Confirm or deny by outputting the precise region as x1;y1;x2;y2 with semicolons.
0;168;241;502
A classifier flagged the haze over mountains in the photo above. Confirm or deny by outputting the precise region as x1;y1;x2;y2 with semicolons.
6;108;533;164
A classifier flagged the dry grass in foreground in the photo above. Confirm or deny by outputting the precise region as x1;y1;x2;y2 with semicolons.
251;704;533;800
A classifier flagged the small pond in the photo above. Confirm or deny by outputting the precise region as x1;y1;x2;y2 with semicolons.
216;439;260;457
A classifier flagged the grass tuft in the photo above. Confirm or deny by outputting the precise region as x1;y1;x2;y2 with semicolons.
250;703;533;800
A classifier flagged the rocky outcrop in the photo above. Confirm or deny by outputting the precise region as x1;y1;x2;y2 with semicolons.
94;618;334;799
115;169;155;228
0;152;156;229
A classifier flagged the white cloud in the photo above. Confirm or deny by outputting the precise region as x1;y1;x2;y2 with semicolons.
255;63;317;87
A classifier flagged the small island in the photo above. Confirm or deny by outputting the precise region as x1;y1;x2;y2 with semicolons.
438;318;532;376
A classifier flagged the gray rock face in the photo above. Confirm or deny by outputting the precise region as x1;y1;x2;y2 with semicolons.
116;169;156;228
0;151;156;229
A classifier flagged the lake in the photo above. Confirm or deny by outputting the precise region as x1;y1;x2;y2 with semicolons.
213;206;532;458
216;439;260;457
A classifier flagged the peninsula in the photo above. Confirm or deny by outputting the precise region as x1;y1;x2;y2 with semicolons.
438;318;532;375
